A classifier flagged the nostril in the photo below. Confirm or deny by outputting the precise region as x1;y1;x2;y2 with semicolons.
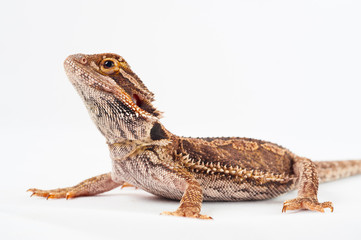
80;57;87;64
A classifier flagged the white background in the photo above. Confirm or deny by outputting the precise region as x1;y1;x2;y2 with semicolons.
1;0;361;239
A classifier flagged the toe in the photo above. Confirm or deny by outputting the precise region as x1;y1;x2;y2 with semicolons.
321;201;334;212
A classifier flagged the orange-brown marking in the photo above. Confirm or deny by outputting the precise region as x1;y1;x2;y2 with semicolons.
232;140;259;151
261;143;286;156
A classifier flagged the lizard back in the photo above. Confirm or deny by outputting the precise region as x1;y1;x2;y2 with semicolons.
171;136;297;201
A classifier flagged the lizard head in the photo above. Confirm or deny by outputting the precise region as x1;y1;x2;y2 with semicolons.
64;53;164;143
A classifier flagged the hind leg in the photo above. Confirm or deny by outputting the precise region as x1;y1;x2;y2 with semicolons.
282;157;333;213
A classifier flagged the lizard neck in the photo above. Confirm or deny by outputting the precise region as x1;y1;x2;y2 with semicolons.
108;121;173;160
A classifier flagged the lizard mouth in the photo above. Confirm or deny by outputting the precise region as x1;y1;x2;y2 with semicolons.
64;55;156;120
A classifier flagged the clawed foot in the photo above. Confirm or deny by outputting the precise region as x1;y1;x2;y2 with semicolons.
282;197;334;213
161;207;212;220
27;187;78;199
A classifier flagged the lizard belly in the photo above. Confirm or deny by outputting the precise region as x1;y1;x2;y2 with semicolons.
111;159;185;200
112;158;295;201
198;175;296;201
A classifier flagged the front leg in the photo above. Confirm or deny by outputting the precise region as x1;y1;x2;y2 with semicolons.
28;172;122;199
282;157;333;213
161;178;211;219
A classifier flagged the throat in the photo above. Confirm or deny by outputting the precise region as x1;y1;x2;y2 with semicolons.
108;138;172;161
108;140;141;160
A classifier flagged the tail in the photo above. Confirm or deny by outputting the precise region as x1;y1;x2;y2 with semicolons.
315;160;361;183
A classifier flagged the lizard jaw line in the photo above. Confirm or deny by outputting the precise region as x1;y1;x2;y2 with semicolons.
64;58;156;120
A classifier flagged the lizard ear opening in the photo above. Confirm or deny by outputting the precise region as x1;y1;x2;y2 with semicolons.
132;94;141;107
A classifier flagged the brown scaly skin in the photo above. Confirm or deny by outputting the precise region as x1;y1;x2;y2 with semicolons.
28;53;361;219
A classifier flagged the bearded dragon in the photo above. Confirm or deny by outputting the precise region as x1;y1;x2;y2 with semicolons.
28;53;361;219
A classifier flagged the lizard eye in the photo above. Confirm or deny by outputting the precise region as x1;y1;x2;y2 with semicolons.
103;60;114;68
100;58;120;74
